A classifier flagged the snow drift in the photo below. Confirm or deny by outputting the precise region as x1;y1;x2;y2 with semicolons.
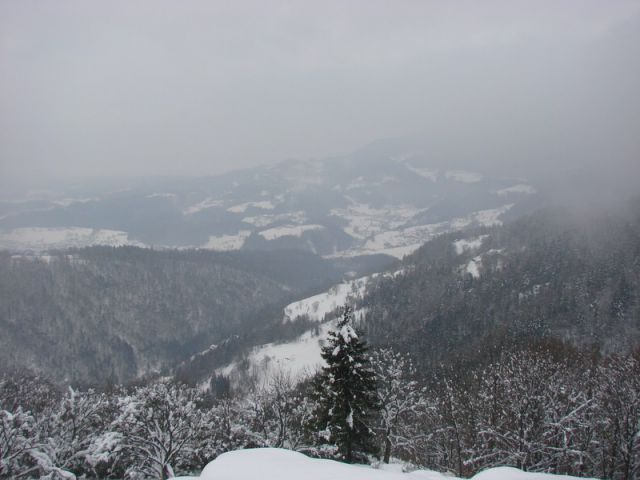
185;448;595;480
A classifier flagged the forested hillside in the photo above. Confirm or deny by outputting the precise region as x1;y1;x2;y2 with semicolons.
0;247;389;385
361;199;640;370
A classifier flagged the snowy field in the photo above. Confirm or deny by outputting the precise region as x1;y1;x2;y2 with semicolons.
227;200;277;213
404;165;438;182
215;321;334;382
216;271;403;387
259;224;325;240
453;235;489;255
283;276;371;323
201;231;251;251
494;184;537;196
183;197;224;215
179;448;593;480
242;211;307;228
328;205;513;259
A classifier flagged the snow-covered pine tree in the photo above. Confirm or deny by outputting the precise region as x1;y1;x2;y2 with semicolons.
312;305;379;463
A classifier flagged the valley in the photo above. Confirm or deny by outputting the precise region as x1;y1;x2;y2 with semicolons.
0;150;539;258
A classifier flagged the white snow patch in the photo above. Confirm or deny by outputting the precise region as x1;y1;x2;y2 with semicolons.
184;197;224;214
472;467;591;480
227;200;276;213
463;249;504;279
346;409;354;428
259;224;324;241
466;256;482;278
328;205;511;259
10;253;86;265
453;235;489;255
201;231;251;251
196;448;593;480
494;184;537;196
218;300;373;386
445;170;484;183
405;165;438;182
51;197;98;207
346;176;399;190
362;226;435;255
145;193;177;200
0;227;145;251
467;204;514;227
216;321;333;383
242;211;306;228
284;276;371;323
340;325;358;343
330;203;424;241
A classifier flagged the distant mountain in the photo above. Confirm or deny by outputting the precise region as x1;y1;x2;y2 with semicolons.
0;141;542;258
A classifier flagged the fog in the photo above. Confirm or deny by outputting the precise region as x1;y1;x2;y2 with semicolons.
1;0;639;184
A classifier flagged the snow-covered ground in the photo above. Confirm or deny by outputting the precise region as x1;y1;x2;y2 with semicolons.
283;276;370;323
462;248;505;279
405;165;438;182
216;271;404;387
494;184;537;196
201;231;251;251
10;253;87;265
216;321;334;383
0;227;145;251
184;448;592;480
465;256;482;278
184;197;224;215
242;211;307;228
453;235;489;255
216;307;370;387
227;200;277;213
0;201;513;257
146;192;177;199
51;197;99;207
329;205;513;259
259;224;325;241
331;202;425;241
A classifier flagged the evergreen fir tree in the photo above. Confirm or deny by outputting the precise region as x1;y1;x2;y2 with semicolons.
312;305;379;463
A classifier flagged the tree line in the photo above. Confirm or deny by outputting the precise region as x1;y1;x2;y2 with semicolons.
2;311;639;479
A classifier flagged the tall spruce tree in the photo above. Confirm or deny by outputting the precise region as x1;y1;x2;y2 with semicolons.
312;305;379;463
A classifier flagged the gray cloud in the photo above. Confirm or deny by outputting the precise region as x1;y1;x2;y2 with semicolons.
1;0;639;182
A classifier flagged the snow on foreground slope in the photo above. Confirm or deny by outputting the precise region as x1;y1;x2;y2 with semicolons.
216;270;403;387
283;275;371;323
176;448;595;480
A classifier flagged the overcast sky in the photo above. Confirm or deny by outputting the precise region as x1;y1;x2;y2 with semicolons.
1;0;639;181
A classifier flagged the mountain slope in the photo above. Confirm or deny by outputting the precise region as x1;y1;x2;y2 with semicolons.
360;201;640;370
0;246;387;385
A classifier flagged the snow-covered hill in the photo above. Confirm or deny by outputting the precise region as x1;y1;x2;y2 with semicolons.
214;271;402;387
0;141;540;256
283;275;371;323
182;448;594;480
